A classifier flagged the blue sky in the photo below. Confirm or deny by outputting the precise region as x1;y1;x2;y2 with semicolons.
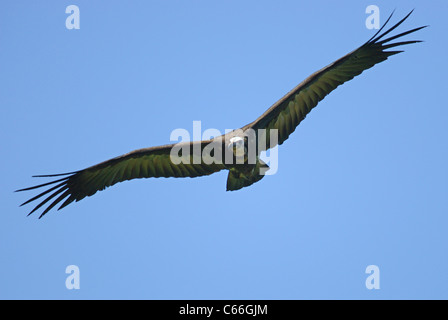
1;0;447;299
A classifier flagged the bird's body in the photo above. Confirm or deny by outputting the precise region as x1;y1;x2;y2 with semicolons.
17;11;426;218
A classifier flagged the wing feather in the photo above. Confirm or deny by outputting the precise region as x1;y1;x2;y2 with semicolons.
16;140;225;217
247;11;426;149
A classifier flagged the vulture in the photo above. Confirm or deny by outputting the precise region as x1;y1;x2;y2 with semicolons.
17;11;426;218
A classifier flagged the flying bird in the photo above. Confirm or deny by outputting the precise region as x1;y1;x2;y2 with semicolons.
17;11;426;218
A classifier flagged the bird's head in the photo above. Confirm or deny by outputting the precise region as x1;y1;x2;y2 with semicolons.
227;136;247;159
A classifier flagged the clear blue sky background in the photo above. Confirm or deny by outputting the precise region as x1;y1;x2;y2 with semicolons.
1;0;447;299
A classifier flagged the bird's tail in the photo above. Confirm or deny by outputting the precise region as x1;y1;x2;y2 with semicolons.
226;159;269;191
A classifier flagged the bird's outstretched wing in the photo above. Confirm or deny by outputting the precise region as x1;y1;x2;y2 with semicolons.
16;140;225;218
246;10;426;150
17;11;426;218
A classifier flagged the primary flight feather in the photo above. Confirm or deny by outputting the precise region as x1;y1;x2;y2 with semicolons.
17;11;426;218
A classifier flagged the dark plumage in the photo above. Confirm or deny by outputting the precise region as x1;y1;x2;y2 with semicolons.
17;11;426;218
